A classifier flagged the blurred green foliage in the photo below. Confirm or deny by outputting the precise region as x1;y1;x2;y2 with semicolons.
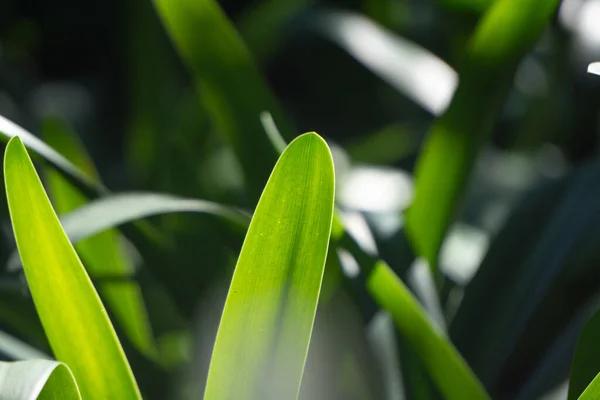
1;0;600;398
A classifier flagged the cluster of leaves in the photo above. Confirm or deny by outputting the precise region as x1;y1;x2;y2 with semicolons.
0;0;599;399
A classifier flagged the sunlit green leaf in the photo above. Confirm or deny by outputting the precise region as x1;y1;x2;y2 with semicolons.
0;360;81;399
4;137;141;399
405;0;560;272
204;132;335;399
153;0;295;201
43;117;157;361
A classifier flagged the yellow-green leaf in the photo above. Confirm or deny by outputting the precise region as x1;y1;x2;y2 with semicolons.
204;132;335;400
42;117;157;361
4;137;141;399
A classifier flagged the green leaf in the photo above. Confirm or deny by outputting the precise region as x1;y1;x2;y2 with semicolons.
4;137;141;399
569;310;600;399
204;132;335;400
59;192;250;242
579;373;600;400
0;114;106;196
451;166;600;387
0;360;81;399
0;329;50;361
153;0;295;201
405;0;560;272
42;117;158;361
366;261;489;400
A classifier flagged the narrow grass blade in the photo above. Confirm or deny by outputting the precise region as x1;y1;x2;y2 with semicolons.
337;230;488;399
0;360;81;399
579;373;600;400
153;0;295;200
0;114;106;196
4;137;141;399
43;117;157;360
366;262;489;400
568;310;600;399
405;0;560;271
204;133;335;400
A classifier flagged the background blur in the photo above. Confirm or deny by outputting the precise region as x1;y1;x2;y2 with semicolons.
1;0;600;399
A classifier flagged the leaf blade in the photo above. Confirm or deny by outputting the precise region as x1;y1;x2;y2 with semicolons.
204;132;335;400
153;0;294;200
0;360;81;400
4;137;141;399
43;118;158;361
405;0;560;271
366;261;489;400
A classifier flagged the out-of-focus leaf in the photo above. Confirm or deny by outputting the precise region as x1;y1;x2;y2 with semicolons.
338;225;487;399
579;373;600;400
7;192;249;270
344;124;417;165
314;10;458;116
405;0;560;272
434;0;492;14
451;165;600;388
365;260;489;400
153;0;295;201
0;114;106;196
204;133;335;400
568;310;600;399
43;117;157;361
0;329;50;360
514;293;600;400
4;137;141;399
60;193;250;242
239;0;313;61
0;360;81;399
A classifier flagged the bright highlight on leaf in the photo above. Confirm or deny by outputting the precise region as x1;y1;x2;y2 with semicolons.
4;137;141;400
204;132;335;400
0;360;80;400
588;62;600;76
